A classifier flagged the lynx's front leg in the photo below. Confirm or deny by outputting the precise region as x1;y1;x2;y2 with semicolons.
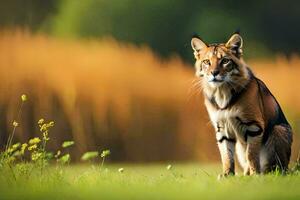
216;129;236;177
244;123;264;175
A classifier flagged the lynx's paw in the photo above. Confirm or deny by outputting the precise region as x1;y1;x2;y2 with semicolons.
217;172;235;180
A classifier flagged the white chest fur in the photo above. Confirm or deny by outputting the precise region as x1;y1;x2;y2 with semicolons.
213;89;231;109
207;108;240;140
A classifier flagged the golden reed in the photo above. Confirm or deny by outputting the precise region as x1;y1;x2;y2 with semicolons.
0;31;298;162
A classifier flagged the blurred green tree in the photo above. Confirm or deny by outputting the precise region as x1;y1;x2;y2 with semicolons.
0;0;59;31
0;0;300;61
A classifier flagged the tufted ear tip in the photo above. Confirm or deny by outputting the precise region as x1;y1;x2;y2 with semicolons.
234;28;241;35
225;33;243;56
191;33;201;39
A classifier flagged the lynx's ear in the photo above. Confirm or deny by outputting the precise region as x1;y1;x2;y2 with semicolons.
225;33;243;57
191;36;207;53
191;36;207;59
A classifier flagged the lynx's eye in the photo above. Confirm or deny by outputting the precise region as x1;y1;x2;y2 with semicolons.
221;58;231;65
203;59;211;65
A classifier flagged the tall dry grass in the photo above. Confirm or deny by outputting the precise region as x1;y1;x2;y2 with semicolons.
0;31;299;162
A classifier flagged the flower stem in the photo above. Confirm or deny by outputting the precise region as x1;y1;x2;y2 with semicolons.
101;157;105;168
5;101;24;152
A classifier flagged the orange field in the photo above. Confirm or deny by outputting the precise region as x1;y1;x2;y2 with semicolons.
0;31;299;162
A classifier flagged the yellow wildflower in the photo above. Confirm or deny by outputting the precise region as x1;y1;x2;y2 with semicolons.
29;137;41;145
12;143;20;149
21;143;28;154
7;148;13;154
38;118;44;125
28;144;37;151
7;143;21;154
100;149;110;158
12;121;18;127
21;94;27;102
31;152;42;161
55;150;61;158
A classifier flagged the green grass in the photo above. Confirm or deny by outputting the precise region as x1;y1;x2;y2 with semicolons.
1;164;300;200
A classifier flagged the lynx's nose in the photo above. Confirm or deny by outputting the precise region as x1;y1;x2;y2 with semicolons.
211;70;220;77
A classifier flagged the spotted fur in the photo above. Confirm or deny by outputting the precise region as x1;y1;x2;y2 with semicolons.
191;33;293;176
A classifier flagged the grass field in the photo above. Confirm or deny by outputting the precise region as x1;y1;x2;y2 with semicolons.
1;164;300;200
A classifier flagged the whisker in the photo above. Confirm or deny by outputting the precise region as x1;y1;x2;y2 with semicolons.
187;78;203;102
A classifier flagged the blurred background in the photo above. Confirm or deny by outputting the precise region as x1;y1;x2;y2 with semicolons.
0;0;299;163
